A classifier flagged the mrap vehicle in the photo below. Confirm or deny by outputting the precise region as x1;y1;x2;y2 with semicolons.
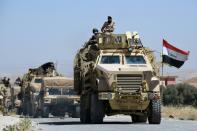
74;31;161;124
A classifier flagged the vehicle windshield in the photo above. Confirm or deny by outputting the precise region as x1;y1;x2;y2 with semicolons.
34;78;42;83
125;56;146;64
100;56;120;64
48;88;62;95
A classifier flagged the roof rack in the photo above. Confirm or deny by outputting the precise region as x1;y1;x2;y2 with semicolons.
96;32;143;50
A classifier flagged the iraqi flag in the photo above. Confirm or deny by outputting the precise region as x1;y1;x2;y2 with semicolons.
162;39;189;68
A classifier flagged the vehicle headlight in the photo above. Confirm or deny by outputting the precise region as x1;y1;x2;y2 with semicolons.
74;100;79;104
111;82;117;90
142;80;148;92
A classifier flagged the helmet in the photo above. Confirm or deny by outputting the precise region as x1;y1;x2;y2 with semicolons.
92;28;98;34
108;16;112;20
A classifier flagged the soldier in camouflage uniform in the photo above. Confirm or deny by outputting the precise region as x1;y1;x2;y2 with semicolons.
85;28;99;48
0;83;8;115
101;16;115;33
4;78;11;88
0;90;3;113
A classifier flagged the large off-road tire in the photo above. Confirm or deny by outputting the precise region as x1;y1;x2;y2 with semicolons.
132;115;147;123
33;106;41;118
16;107;22;115
148;99;161;124
80;95;91;123
42;106;50;118
22;99;28;116
23;97;34;117
33;111;39;118
70;104;80;118
90;93;105;124
28;101;36;117
75;104;80;117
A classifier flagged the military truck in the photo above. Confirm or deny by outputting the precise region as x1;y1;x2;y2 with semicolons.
16;62;57;116
74;31;161;124
37;76;80;118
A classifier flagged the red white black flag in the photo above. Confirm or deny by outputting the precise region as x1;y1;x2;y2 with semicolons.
162;39;189;68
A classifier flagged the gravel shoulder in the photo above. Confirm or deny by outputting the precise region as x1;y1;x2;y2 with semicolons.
0;115;20;130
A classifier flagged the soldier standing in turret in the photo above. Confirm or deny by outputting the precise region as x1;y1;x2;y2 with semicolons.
101;16;115;33
85;28;99;48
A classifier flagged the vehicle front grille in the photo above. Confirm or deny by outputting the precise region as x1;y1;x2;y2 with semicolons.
117;74;142;93
51;98;71;104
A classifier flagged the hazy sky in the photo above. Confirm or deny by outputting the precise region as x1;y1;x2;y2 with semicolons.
0;0;197;77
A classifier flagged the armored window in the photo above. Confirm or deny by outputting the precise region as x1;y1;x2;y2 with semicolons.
34;78;42;83
125;56;146;64
100;56;120;64
48;88;62;95
62;88;77;95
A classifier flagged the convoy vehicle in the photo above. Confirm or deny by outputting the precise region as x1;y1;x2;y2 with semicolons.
15;62;57;116
37;76;80;118
74;32;161;124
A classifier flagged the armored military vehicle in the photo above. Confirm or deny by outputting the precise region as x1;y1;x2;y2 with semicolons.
37;76;80;118
16;62;57;116
74;31;161;124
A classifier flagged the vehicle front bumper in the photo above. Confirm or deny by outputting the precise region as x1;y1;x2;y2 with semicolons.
98;92;160;111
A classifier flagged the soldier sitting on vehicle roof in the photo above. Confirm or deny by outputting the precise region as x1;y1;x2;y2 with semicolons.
101;16;115;34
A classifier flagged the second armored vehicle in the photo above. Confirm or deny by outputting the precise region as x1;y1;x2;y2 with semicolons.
15;62;58;116
37;76;80;118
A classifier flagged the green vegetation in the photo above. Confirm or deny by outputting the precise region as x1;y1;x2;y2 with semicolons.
162;83;197;107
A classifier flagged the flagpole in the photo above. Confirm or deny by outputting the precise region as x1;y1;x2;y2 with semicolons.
161;39;164;105
161;39;164;85
162;62;163;76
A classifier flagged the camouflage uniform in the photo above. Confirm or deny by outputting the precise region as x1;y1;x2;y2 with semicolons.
0;84;8;115
101;21;115;33
0;93;3;112
85;28;99;48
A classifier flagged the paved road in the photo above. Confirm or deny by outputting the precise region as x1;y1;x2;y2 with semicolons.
31;116;197;131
